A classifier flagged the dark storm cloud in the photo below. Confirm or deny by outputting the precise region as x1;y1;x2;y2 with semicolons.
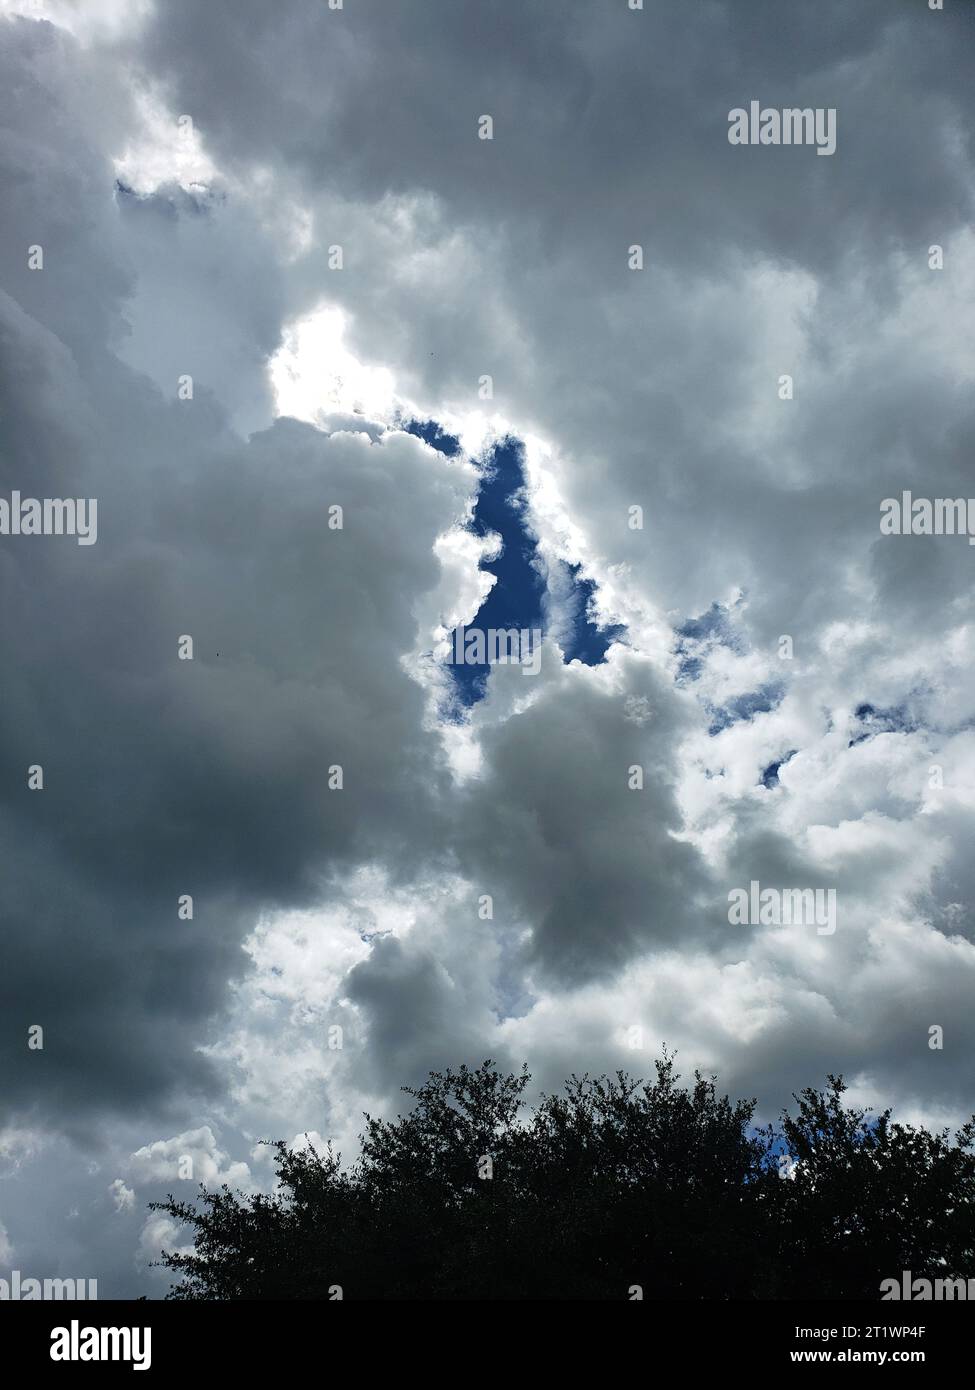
132;0;973;272
454;652;705;986
0;347;470;1116
0;19;480;1124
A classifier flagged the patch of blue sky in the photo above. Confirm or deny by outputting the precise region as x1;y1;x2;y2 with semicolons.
760;749;798;789
848;702;920;748
433;432;624;713
401;417;462;457
674;601;743;684
707;682;785;736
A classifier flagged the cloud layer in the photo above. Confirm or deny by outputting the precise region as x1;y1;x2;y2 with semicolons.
1;0;974;1294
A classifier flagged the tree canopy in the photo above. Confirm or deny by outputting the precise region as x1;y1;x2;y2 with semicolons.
152;1054;975;1300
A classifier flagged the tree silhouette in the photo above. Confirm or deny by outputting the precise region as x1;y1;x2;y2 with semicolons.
773;1076;975;1299
152;1055;975;1300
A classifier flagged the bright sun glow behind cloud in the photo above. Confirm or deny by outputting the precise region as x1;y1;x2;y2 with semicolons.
112;86;218;196
0;0;152;44
269;305;397;425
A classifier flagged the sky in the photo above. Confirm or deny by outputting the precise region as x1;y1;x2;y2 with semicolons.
1;0;974;1297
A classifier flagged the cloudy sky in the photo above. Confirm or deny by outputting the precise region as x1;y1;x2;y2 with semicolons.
1;0;974;1297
